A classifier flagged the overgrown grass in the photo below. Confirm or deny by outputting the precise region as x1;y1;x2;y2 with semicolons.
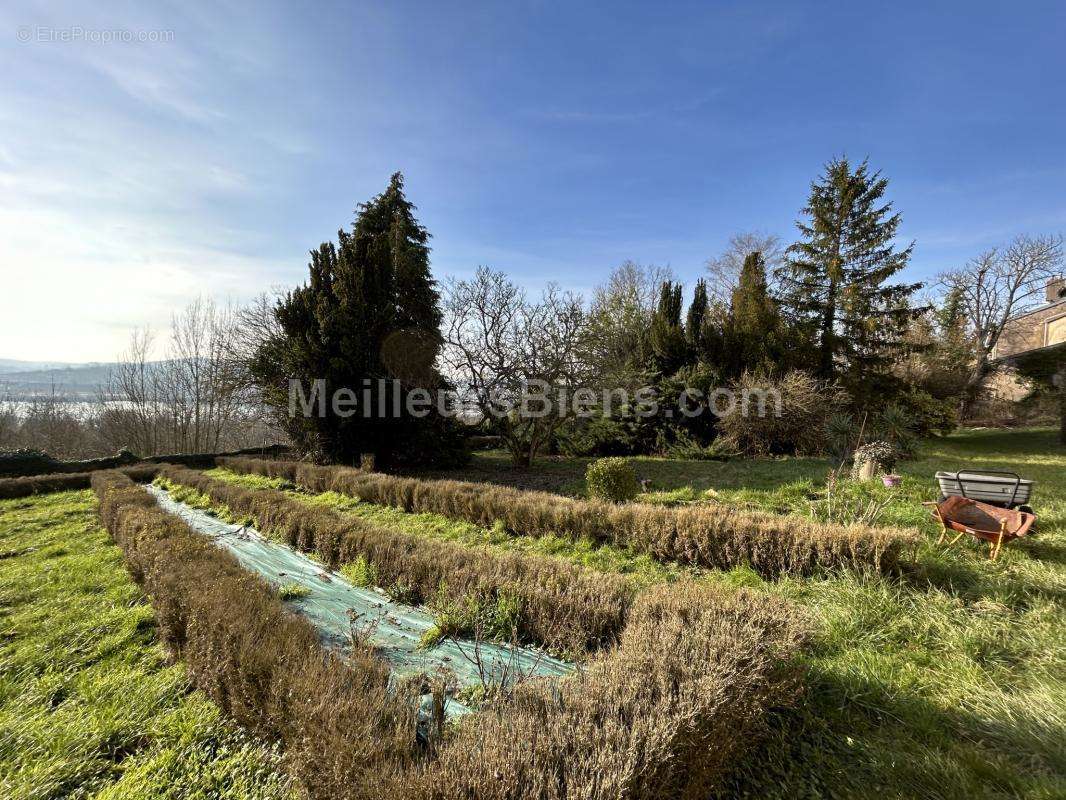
214;429;1066;798
0;490;294;800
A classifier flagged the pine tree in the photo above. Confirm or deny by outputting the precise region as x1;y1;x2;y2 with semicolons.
727;251;782;375
252;173;465;468
777;157;922;392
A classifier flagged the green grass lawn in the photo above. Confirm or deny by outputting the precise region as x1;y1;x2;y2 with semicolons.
0;490;295;800
211;427;1066;798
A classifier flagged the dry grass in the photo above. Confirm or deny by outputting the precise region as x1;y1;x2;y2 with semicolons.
220;456;915;576
159;464;637;656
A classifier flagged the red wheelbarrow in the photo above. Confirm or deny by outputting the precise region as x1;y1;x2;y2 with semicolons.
924;495;1036;560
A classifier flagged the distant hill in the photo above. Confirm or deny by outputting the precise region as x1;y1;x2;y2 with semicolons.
0;361;120;399
0;359;86;373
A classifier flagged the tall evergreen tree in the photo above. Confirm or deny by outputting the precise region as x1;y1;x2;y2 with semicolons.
685;279;709;353
650;281;688;374
251;173;465;468
777;157;922;392
726;251;784;375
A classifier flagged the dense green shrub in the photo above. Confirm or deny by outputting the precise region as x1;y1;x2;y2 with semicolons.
556;416;644;456
585;457;639;502
891;388;958;437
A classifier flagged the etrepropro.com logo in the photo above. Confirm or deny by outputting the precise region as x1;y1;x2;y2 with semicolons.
17;25;175;44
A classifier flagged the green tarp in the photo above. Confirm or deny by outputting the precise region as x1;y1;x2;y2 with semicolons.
147;485;573;721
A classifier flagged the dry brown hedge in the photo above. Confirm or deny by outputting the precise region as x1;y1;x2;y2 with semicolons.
160;465;636;656
93;470;808;800
220;456;915;576
0;464;161;500
409;582;805;800
91;470;419;799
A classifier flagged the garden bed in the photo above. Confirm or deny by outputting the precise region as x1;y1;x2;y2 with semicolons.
89;469;806;799
218;456;916;575
147;483;573;716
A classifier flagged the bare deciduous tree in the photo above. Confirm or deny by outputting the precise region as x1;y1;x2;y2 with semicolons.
443;267;592;467
705;231;784;301
937;234;1064;409
102;297;279;455
585;261;672;385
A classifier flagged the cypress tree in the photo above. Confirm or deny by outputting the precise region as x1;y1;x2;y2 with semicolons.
650;281;687;374
727;251;782;375
252;173;465;468
777;157;922;391
686;279;709;353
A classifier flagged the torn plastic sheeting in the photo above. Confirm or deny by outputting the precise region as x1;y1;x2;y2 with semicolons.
146;485;574;719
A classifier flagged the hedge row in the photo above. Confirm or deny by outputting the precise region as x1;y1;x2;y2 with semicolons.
94;469;807;799
159;465;636;655
220;456;916;576
0;464;161;500
0;444;290;480
90;470;421;799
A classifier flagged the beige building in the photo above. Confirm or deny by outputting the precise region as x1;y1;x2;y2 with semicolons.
992;277;1066;441
994;277;1066;359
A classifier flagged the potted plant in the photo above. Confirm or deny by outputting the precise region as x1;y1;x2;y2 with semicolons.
851;441;898;483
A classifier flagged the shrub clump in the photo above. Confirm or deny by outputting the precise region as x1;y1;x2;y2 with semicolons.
585;457;639;503
851;441;899;480
410;583;807;800
0;464;160;500
718;370;846;456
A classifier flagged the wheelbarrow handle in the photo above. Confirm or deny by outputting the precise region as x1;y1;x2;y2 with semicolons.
954;469;1022;508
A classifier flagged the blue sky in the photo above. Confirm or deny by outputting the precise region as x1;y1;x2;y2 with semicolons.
2;0;1064;361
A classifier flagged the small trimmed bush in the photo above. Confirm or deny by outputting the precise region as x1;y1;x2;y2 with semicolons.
586;457;639;503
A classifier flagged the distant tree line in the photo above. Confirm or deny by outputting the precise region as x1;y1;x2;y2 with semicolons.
7;159;1061;464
